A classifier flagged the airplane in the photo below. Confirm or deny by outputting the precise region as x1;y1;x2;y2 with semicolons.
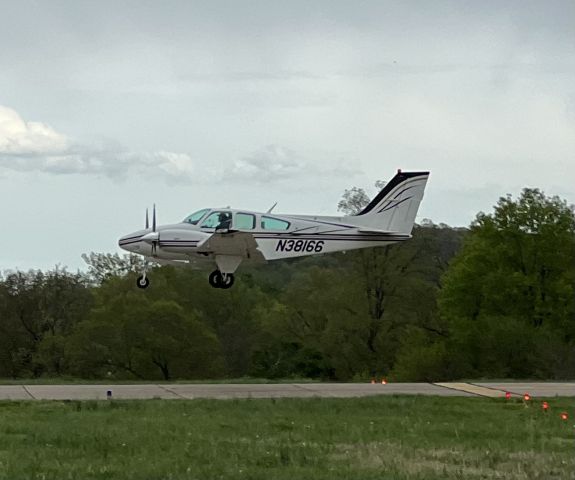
118;170;429;289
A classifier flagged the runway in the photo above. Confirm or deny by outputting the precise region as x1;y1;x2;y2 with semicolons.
0;382;573;400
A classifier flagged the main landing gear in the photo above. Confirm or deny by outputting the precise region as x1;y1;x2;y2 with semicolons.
209;270;235;289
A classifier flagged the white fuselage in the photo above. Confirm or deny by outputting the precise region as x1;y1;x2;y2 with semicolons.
118;210;410;265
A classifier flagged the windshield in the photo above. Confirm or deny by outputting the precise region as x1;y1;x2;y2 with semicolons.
182;209;209;225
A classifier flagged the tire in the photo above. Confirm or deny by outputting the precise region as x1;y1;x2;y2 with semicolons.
220;273;235;289
209;270;222;288
208;271;235;289
136;275;150;289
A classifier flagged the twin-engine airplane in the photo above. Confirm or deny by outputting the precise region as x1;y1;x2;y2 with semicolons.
118;170;429;289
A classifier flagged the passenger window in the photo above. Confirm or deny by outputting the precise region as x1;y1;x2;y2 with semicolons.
235;213;255;230
261;216;290;230
201;211;232;229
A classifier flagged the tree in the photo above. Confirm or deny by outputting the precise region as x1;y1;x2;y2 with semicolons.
439;188;575;379
67;278;225;380
0;268;92;377
333;181;453;377
337;187;370;216
82;252;145;285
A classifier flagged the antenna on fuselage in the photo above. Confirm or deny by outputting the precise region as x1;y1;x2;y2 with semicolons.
266;202;278;213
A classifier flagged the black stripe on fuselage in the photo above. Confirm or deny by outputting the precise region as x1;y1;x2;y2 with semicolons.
159;244;199;247
254;236;408;242
119;238;144;246
121;234;146;241
254;232;409;238
159;241;200;244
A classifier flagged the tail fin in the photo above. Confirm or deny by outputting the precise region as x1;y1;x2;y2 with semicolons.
350;170;430;234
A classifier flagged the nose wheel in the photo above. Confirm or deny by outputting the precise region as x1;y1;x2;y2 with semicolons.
209;270;234;289
136;274;150;289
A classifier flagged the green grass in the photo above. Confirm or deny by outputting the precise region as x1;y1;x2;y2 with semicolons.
0;396;572;479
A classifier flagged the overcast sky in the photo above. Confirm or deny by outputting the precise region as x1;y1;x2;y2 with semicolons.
1;0;574;270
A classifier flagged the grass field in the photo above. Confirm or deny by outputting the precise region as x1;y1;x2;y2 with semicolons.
0;396;572;479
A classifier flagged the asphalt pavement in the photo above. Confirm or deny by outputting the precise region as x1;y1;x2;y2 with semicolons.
0;382;572;400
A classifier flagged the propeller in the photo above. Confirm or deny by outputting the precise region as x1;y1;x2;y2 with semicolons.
151;204;158;255
152;204;156;232
142;204;160;256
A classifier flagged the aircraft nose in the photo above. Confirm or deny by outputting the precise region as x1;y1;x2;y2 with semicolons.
118;232;143;253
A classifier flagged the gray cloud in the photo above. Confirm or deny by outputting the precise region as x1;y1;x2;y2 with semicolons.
232;145;305;181
0;105;204;183
232;144;361;183
0;106;359;186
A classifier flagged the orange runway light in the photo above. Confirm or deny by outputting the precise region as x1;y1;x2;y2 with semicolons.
542;401;549;412
381;379;387;385
505;392;511;400
560;412;568;421
523;393;531;401
370;379;376;384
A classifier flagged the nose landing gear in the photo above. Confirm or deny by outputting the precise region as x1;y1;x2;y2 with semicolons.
137;261;150;289
209;270;234;289
136;274;150;289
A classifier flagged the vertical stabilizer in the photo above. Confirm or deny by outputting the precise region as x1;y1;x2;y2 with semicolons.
349;170;430;234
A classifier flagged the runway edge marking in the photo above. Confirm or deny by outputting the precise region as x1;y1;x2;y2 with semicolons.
21;385;36;399
431;382;500;398
291;384;333;397
467;382;520;397
156;384;190;399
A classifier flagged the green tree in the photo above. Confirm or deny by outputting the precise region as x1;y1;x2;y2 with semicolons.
82;252;145;285
334;182;458;378
67;280;225;380
439;188;575;379
0;269;92;377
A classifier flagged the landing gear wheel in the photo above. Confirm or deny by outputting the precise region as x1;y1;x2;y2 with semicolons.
209;270;222;288
220;273;235;289
208;270;235;289
136;275;150;289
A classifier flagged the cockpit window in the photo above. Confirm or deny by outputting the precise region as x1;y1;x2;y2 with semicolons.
261;216;290;231
183;209;209;225
201;211;232;230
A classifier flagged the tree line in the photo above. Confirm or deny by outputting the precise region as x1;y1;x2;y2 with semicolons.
0;187;573;381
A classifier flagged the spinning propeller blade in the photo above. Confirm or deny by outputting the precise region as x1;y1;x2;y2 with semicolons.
152;204;156;232
141;204;160;255
152;204;158;255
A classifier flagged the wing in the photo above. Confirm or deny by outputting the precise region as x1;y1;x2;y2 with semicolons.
197;231;266;263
